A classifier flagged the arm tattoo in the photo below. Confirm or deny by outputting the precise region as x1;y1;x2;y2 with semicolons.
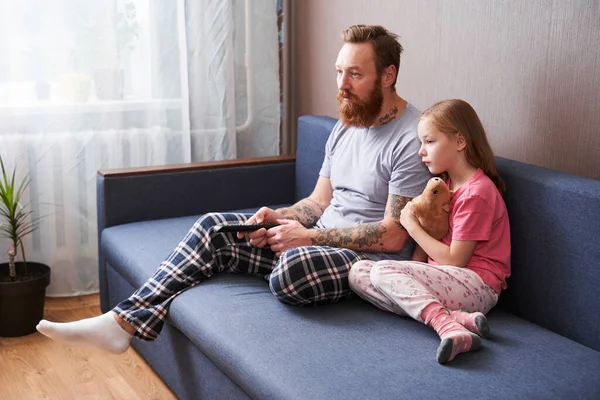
291;202;320;227
278;199;322;227
310;222;389;251
304;197;325;213
385;194;413;230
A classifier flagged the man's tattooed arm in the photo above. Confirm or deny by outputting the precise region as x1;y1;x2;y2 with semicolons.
310;222;391;251
306;194;414;252
385;194;412;230
276;198;325;228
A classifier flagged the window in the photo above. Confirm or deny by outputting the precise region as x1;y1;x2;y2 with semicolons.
0;0;181;109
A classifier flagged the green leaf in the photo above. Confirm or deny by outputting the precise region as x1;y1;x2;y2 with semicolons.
0;155;43;268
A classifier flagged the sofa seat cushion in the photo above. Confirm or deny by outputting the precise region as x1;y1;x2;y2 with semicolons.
166;276;600;399
101;215;600;399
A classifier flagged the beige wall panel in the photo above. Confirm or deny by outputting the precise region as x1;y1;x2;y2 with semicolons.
291;0;600;179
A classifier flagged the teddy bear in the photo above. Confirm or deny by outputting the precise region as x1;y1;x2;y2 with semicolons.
410;177;451;240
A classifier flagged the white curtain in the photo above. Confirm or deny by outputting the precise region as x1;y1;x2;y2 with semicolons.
0;0;280;296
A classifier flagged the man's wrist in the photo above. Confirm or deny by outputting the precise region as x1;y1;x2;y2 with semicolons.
275;207;289;219
305;228;318;245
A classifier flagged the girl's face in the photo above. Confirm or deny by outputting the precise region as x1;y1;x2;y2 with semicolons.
417;117;463;175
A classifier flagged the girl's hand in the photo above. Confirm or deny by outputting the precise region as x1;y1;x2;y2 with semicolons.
266;219;312;256
400;201;420;233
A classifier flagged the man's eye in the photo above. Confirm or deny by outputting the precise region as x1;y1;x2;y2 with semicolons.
352;73;360;77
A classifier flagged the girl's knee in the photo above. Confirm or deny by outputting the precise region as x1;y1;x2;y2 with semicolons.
349;260;374;291
369;261;408;286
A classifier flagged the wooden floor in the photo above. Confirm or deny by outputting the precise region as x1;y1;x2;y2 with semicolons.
0;294;177;400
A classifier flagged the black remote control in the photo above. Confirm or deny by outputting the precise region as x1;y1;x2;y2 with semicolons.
214;222;279;233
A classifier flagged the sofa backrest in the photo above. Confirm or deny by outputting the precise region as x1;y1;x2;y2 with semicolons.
295;115;337;201
495;157;600;351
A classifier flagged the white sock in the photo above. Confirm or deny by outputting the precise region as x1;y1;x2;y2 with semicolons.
36;312;133;354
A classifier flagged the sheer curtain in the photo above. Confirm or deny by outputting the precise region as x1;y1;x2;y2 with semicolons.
187;0;281;160
0;0;280;296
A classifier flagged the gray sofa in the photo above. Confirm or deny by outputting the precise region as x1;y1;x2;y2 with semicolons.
97;115;600;399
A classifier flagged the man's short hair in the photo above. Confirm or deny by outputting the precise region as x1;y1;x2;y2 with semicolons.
342;25;403;91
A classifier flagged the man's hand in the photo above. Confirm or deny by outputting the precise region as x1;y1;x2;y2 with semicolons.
266;219;312;256
238;207;284;247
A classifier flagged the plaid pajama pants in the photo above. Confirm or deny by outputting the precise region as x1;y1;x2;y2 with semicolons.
114;212;369;341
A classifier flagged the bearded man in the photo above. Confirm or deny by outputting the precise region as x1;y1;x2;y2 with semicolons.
36;25;431;354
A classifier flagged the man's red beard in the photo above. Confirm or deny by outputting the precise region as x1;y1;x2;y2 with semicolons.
337;77;383;128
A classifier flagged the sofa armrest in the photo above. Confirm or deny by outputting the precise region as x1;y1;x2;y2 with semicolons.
97;155;296;230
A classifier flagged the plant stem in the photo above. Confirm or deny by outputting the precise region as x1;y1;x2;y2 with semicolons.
8;248;16;279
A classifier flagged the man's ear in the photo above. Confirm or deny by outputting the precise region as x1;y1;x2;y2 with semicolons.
383;65;396;88
456;132;467;151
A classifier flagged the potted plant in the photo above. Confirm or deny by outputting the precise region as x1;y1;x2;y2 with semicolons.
0;156;50;337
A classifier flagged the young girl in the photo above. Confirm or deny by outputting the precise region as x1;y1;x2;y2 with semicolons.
349;99;510;364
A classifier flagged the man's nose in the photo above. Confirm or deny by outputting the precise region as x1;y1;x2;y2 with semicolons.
338;73;350;90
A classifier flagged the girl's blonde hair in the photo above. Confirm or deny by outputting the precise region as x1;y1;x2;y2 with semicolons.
421;99;506;194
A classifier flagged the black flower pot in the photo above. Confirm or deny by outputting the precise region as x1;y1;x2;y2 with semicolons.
0;262;51;337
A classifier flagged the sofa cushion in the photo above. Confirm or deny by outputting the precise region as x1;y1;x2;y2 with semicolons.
102;212;600;399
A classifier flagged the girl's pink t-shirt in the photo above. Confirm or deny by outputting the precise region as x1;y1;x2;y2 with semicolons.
428;168;511;294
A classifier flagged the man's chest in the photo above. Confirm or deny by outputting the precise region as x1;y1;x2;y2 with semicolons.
329;136;393;197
